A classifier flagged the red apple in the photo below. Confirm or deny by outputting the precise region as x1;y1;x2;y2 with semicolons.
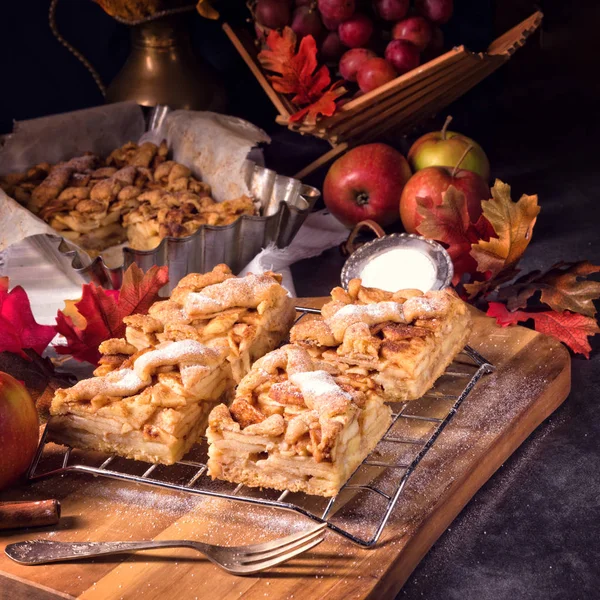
339;48;376;82
392;16;432;52
324;143;412;227
399;166;489;233
338;13;373;47
357;57;397;92
373;0;409;21
0;372;39;491
407;119;491;180
415;0;453;24
384;40;420;75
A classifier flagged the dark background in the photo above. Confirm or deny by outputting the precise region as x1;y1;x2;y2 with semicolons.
1;1;600;598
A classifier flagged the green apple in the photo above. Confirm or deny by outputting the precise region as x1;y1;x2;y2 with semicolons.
407;117;491;181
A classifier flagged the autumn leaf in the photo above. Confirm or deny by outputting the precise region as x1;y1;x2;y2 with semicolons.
0;277;57;357
258;27;338;112
416;186;493;285
471;180;540;275
258;27;297;81
487;301;600;358
289;82;347;125
466;180;540;297
55;264;168;365
498;261;600;316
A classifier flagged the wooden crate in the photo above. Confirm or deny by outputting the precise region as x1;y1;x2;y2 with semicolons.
223;11;543;178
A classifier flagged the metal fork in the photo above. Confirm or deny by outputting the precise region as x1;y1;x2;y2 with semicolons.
5;523;326;575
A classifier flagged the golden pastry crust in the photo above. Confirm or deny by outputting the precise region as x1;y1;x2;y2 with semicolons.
1;141;258;255
206;344;392;497
48;266;296;465
290;280;472;402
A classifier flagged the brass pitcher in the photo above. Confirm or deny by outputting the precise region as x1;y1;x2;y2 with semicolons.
106;16;225;111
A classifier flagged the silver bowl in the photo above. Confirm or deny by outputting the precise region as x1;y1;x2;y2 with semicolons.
341;233;453;292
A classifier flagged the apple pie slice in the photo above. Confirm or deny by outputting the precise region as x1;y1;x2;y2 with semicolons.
49;265;296;464
206;345;392;497
290;280;472;402
49;339;232;464
121;264;296;382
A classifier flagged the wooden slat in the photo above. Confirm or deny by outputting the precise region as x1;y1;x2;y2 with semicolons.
337;56;488;141
487;11;543;57
353;60;498;143
293;142;348;180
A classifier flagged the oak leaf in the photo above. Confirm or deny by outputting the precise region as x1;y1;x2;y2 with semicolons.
0;277;57;357
465;180;540;297
487;302;600;358
498;261;600;316
55;264;168;365
416;186;493;286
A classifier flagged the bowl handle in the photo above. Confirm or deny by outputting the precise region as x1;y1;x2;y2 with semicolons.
341;220;386;257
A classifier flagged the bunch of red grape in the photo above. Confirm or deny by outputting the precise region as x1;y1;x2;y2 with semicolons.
253;0;453;94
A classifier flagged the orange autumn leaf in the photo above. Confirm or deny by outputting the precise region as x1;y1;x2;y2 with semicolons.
259;28;331;105
258;26;345;121
487;302;600;358
289;82;347;125
465;180;540;297
55;264;168;365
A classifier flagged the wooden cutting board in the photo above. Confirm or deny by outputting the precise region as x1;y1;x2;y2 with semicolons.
0;301;571;600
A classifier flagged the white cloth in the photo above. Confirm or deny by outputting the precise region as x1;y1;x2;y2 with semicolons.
238;210;349;296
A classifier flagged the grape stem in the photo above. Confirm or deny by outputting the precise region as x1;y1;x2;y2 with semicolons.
452;144;474;177
441;115;453;140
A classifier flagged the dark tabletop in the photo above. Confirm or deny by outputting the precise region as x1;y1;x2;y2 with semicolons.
1;2;600;598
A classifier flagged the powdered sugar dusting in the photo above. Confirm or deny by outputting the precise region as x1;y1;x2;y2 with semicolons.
290;370;352;415
70;368;148;399
327;301;405;342
183;273;276;316
134;340;219;379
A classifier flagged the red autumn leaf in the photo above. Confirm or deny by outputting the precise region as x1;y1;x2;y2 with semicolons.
55;264;168;365
0;277;57;357
289;81;347;125
487;301;600;358
258;28;331;106
486;301;524;326
416;186;493;286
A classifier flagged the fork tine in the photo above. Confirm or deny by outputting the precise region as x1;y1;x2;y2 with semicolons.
238;526;326;563
229;522;327;554
228;536;324;575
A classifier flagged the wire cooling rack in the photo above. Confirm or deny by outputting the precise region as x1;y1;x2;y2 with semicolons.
28;307;494;547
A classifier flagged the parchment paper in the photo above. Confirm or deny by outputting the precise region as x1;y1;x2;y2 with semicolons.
0;104;271;255
142;110;270;202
